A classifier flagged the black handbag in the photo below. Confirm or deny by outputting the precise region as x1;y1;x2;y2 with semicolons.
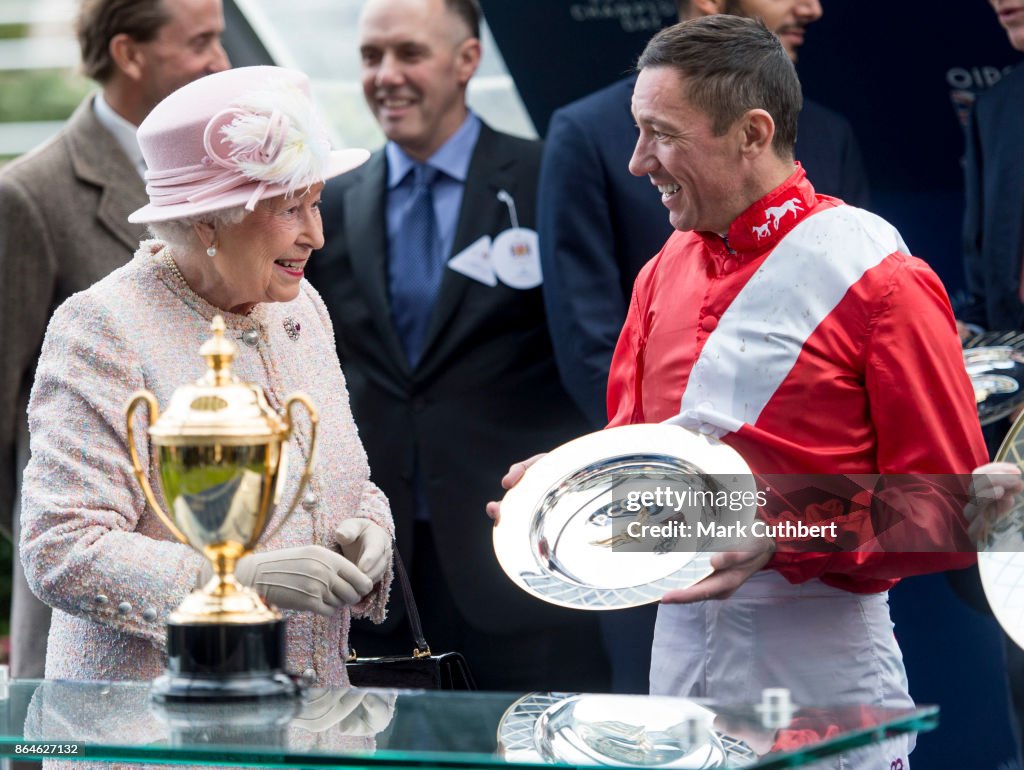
346;547;476;690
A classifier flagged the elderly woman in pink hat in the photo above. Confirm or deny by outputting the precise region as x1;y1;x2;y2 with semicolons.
19;66;393;685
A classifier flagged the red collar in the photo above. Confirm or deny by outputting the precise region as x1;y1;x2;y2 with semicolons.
699;164;818;258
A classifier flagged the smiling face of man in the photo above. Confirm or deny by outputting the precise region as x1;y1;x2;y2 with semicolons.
629;67;753;235
133;0;229;115
358;0;481;161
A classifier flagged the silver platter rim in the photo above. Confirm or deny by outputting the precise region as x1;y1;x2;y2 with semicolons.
979;414;1024;651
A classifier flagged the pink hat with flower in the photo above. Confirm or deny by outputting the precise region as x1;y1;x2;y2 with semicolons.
129;66;369;223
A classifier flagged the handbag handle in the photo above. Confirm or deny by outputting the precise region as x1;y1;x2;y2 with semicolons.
391;544;433;658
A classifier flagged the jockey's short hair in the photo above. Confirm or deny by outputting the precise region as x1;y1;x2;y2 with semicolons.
637;15;801;158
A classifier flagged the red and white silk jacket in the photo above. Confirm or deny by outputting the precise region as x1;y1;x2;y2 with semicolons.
607;166;987;593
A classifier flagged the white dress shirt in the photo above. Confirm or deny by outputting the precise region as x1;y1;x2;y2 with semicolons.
92;92;146;179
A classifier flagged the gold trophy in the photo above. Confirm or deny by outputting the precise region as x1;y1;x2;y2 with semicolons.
125;316;317;702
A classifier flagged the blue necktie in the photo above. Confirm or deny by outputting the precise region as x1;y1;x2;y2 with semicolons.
389;163;441;366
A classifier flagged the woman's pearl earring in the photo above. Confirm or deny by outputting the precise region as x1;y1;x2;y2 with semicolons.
206;245;217;258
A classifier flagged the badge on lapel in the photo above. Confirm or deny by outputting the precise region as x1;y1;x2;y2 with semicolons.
445;189;542;289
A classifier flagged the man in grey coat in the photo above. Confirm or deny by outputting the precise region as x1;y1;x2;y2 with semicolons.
0;0;228;677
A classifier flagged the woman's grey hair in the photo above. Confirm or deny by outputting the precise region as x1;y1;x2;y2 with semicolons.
147;206;249;255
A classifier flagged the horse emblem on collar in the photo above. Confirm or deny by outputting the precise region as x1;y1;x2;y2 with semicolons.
763;197;804;229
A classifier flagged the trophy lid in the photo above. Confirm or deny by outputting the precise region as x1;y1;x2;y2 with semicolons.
148;316;287;446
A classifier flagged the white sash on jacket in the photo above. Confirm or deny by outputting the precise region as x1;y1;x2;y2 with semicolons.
669;205;909;439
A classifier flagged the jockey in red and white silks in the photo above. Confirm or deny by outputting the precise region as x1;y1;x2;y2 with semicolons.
606;166;987;768
608;164;985;591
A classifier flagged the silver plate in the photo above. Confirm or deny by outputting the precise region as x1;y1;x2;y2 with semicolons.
981;414;1024;650
963;333;1024;426
497;693;758;768
492;424;756;610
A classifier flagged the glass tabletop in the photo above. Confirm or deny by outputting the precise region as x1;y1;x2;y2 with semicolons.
0;680;937;768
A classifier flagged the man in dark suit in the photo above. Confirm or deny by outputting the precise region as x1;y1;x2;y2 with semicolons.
537;0;870;692
959;1;1024;760
960;3;1024;333
0;0;228;678
307;0;608;692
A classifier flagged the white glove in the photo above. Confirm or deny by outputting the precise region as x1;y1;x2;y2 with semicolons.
295;688;396;735
964;462;1024;546
231;545;374;616
334;518;391;585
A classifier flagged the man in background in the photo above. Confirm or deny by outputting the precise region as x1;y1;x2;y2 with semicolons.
537;0;868;692
959;0;1024;760
306;0;608;691
960;0;1024;335
0;0;228;677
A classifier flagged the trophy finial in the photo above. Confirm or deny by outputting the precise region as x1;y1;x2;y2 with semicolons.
199;315;238;386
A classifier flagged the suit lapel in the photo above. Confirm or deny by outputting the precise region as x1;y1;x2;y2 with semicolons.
417;125;518;370
344;153;412;373
65;97;148;252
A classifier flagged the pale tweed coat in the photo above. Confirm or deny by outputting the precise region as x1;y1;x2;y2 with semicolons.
20;240;393;684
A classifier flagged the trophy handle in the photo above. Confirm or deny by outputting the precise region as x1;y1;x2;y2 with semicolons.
263;392;319;543
125;391;190;547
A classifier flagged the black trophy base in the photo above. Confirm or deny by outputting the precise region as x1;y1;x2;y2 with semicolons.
152;619;299;703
